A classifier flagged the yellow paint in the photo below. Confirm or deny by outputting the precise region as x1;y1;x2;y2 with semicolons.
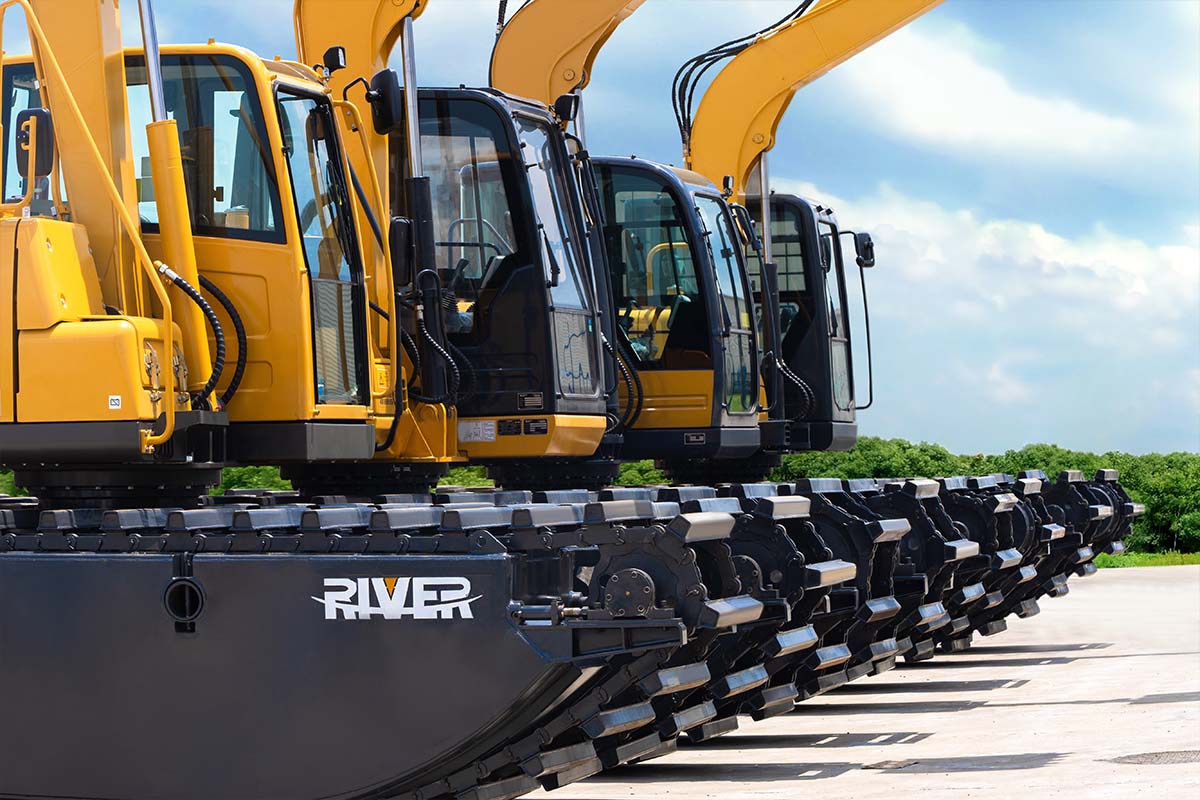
458;414;605;460
622;370;714;430
146;119;211;394
687;0;945;201
490;0;646;105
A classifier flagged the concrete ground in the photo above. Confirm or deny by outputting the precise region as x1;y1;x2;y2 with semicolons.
544;566;1200;800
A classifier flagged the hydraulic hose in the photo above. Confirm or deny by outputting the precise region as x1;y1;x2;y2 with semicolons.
158;264;225;410
197;274;246;408
602;334;635;432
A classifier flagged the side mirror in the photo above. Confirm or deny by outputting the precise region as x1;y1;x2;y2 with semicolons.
389;216;415;289
722;175;734;198
854;231;875;268
730;204;762;252
322;46;347;75
552;93;579;123
368;69;405;134
15;108;54;180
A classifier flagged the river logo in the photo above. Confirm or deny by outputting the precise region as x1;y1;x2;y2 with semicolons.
313;577;481;620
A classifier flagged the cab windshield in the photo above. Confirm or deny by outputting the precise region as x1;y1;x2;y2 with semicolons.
596;163;710;369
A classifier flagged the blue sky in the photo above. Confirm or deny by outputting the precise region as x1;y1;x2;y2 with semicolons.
8;0;1198;454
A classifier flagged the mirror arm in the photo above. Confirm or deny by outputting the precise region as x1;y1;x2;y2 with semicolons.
857;261;874;411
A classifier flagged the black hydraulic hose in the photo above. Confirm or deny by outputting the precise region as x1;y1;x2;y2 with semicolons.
197;274;246;408
159;265;225;410
447;338;476;404
616;336;645;429
349;163;386;252
602;334;634;432
406;319;460;405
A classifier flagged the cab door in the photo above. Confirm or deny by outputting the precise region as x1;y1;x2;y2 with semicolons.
694;195;759;426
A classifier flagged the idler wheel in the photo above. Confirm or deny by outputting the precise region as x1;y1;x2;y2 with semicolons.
604;568;656;618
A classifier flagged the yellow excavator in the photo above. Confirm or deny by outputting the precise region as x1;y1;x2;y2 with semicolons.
493;0;943;472
682;0;945;455
297;0;624;489
0;0;458;504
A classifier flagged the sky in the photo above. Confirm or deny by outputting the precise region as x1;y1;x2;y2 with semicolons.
7;0;1198;455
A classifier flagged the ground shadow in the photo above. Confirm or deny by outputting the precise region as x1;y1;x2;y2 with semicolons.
865;752;1066;773
900;650;1197;670
590;761;859;782
836;678;1029;694
692;731;934;750
966;642;1113;654
793;699;986;715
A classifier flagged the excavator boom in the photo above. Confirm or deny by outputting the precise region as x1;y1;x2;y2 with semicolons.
489;0;645;105
687;0;943;200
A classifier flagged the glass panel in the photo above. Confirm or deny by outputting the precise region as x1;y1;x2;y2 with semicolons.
278;91;362;405
126;54;281;240
770;203;817;342
695;196;750;332
818;221;849;338
818;220;853;410
696;195;757;414
1;63;43;205
596;164;709;368
514;116;590;311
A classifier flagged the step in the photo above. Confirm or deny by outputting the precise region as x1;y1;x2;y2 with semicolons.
803;559;857;589
870;656;898;676
867;637;900;661
748;684;800;721
905;638;936;662
660;700;717;737
955;582;986;606
1015;565;1038;584
981;590;1006;610
599;731;665;770
638;662;711;698
458;774;540;800
520;742;597;778
798;669;848;700
698;595;765;629
1106;540;1126;556
805;643;852;670
912;601;950;632
709;664;770;699
764;624;819;658
1015;599;1041;619
991;548;1024;570
581;702;657;738
858;596;902;622
538;757;604;791
685;715;739;743
944;538;981;562
978;619;1008;637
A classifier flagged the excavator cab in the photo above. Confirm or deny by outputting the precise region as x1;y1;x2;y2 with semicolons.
388;89;611;484
0;44;388;504
747;193;869;451
594;158;761;478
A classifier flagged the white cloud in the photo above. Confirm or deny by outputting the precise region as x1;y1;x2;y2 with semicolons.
831;26;1142;169
773;176;1200;453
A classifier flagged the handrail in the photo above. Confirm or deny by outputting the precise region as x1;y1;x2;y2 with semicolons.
0;0;176;452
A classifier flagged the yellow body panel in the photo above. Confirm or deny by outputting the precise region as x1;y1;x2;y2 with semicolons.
622;370;714;430
687;0;944;199
18;317;174;422
0;217;183;425
490;0;646;105
457;414;605;460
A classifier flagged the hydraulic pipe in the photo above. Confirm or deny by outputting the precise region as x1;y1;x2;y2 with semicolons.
138;0;212;395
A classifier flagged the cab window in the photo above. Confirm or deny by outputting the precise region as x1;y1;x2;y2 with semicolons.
126;54;282;241
596;164;710;369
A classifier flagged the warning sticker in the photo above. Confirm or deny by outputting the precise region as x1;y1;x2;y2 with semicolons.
458;420;497;442
497;419;522;436
523;418;549;436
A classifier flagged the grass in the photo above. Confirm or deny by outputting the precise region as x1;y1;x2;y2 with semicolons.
1093;551;1200;568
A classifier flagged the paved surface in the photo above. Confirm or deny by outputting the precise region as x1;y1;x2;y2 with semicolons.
542;566;1200;799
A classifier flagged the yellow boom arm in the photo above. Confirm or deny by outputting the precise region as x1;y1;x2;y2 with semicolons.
687;0;943;200
293;0;427;202
489;0;645;105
